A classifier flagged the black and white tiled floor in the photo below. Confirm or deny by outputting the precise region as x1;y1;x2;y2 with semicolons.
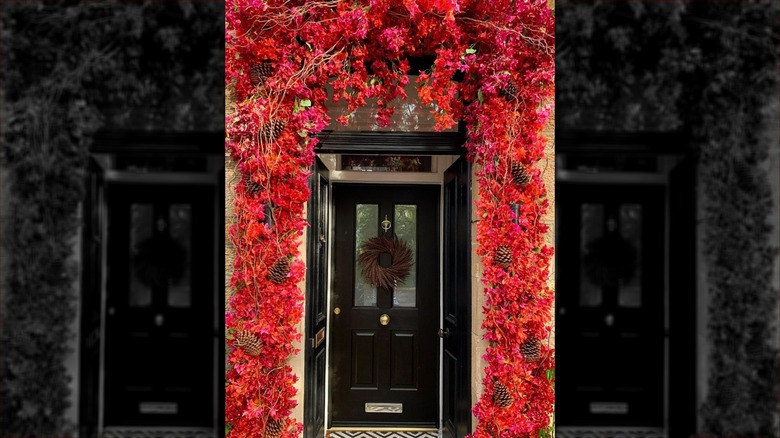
103;428;214;438
329;429;666;438
328;431;438;438
556;428;666;438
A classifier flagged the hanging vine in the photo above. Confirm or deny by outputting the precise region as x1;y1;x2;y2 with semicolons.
224;1;555;437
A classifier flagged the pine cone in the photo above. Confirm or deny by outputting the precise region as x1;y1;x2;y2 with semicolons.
235;329;262;356
495;245;512;269
250;62;274;86
493;380;514;408
259;120;286;142
511;161;531;186
244;177;262;196
265;418;285;438
499;79;518;101
267;257;290;284
521;338;542;362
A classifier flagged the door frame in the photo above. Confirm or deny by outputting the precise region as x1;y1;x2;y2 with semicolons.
309;154;471;434
329;183;440;427
556;130;695;434
83;136;223;437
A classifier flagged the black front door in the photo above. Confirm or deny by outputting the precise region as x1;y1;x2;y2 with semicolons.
556;183;664;426
305;157;329;438
442;157;472;438
331;184;439;426
105;183;214;426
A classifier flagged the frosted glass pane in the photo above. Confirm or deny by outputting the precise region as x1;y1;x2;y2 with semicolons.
580;203;604;307
618;204;642;308
129;204;153;307
168;204;192;308
355;204;378;307
393;205;417;307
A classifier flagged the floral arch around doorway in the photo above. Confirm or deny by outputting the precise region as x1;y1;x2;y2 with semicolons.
224;1;555;437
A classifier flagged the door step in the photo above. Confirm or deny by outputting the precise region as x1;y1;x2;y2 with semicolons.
328;430;438;438
103;427;214;438
556;427;666;438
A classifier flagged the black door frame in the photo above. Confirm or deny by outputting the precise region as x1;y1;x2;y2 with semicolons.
330;183;440;427
82;131;223;436
305;150;472;435
556;130;696;435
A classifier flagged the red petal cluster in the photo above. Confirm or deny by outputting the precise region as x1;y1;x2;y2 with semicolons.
225;1;554;436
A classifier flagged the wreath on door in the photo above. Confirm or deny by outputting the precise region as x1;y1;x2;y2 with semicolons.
357;235;413;289
133;235;187;288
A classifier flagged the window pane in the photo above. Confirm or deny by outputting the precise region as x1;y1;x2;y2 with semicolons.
168;204;192;308
129;204;153;307
580;203;604;307
618;204;642;308
355;204;379;307
326;75;458;132
393;205;417;307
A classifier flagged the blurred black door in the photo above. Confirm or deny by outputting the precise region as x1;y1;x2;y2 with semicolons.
556;183;664;426
331;184;439;426
104;183;214;426
80;158;106;438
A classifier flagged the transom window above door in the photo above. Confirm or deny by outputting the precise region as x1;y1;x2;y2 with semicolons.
341;154;432;172
325;75;459;133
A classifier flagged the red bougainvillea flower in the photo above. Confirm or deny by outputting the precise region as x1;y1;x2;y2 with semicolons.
225;1;554;437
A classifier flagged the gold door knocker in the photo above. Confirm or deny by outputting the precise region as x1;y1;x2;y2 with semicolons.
381;215;392;233
379;314;390;326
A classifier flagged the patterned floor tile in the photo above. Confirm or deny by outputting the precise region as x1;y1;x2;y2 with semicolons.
103;427;215;438
329;431;438;438
556;427;666;438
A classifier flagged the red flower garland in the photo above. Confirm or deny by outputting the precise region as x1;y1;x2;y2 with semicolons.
225;1;554;437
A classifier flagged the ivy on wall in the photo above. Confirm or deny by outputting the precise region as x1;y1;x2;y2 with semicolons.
1;2;222;434
684;2;779;435
225;1;554;437
557;0;779;434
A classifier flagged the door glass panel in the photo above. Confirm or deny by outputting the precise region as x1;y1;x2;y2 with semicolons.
355;204;379;307
168;204;192;308
129;204;153;307
580;203;604;307
393;205;417;307
618;204;642;308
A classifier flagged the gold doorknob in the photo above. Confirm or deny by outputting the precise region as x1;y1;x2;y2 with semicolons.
379;314;390;326
333;307;341;315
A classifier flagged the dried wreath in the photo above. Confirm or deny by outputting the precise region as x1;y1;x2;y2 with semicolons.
357;235;413;289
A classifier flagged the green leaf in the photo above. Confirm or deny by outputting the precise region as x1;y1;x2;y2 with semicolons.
477;90;484;104
300;99;311;107
466;48;477;55
297;130;309;138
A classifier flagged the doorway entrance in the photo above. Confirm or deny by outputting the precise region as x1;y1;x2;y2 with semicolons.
330;184;439;427
104;182;215;426
556;183;665;427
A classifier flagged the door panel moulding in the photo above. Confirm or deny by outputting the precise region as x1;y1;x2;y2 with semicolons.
555;146;690;434
90;151;221;435
316;153;466;434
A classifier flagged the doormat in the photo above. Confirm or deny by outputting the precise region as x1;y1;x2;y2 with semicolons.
328;431;438;438
556;428;666;438
103;427;214;438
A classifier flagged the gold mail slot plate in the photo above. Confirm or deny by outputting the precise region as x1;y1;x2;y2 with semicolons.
590;402;628;414
365;403;403;413
140;402;178;414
